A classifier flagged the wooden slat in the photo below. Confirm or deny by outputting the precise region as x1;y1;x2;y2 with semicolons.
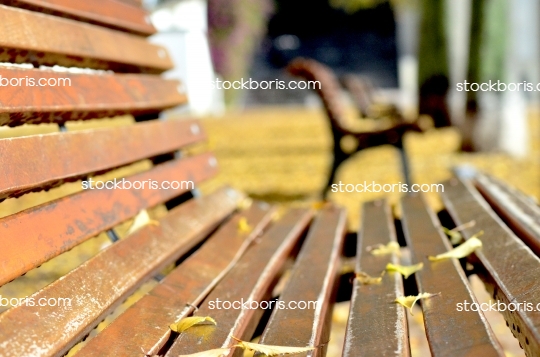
0;119;205;201
0;186;243;357
442;178;540;356
0;153;217;287
4;0;156;36
343;200;410;357
165;208;314;357
0;5;172;73
400;193;504;357
255;206;346;357
475;172;540;256
0;67;186;127
75;202;276;357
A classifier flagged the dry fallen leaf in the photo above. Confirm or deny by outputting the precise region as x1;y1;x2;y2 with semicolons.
231;336;316;356
395;292;440;314
177;348;232;357
170;316;216;333
442;220;476;245
386;262;423;279
238;217;252;233
428;234;483;262
367;241;401;257
126;209;159;235
354;271;384;285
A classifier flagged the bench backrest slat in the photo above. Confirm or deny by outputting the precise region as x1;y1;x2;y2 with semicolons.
0;153;218;286
0;187;242;357
0;120;204;201
0;67;186;127
0;5;172;73
4;0;156;36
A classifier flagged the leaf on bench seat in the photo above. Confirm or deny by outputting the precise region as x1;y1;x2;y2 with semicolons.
395;292;440;314
237;217;252;233
442;220;477;245
354;271;384;285
386;262;423;279
231;336;317;356
367;241;401;257
178;347;232;357
170;316;217;333
126;209;160;235
428;234;483;262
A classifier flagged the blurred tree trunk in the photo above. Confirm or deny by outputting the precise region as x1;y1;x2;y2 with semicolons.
461;0;485;151
207;0;274;105
418;0;450;128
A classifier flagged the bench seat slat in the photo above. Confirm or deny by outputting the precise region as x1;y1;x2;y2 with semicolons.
74;202;276;356
0;186;243;357
165;208;314;357
400;194;504;357
343;200;410;357
0;153;217;287
0;5;171;73
0;68;186;127
442;179;540;356
5;0;156;36
475;172;540;256
255;206;346;357
0;119;204;201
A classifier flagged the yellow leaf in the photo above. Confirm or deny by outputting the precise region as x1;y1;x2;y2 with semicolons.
311;201;326;210
442;220;476;245
238;198;253;210
354;271;384;285
367;241;401;257
395;292;440;315
232;336;316;356
126;210;159;235
386;262;423;279
428;234;483;262
170;316;216;333
237;217;252;233
178;348;231;357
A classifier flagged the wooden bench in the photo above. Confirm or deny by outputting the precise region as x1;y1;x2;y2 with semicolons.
1;3;540;357
286;58;424;197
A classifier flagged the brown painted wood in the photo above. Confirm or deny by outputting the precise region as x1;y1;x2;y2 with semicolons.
4;0;156;36
442;178;540;356
0;187;243;357
0;153;218;287
0;5;172;73
474;172;540;256
0;119;205;201
0;67;186;127
75;202;277;357
401;193;504;357
255;206;346;357
165;208;314;357
343;200;410;357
